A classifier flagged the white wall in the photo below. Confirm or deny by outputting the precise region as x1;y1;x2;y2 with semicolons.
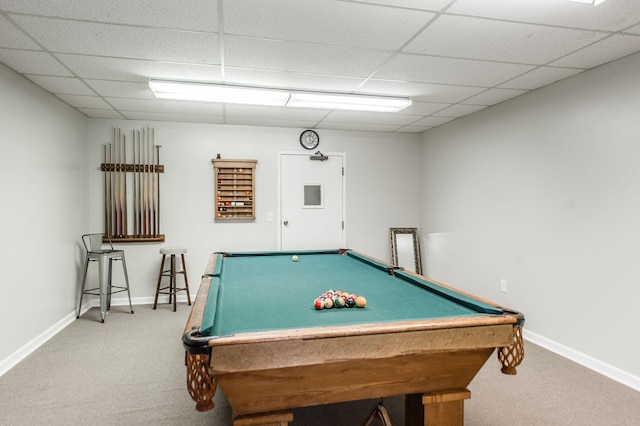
85;120;422;306
0;63;88;368
420;52;640;386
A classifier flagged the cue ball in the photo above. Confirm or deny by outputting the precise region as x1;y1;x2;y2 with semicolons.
292;255;299;262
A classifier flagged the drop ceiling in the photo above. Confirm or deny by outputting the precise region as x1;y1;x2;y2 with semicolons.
1;0;640;133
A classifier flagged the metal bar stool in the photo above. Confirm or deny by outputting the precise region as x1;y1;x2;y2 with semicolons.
77;233;134;323
154;248;191;311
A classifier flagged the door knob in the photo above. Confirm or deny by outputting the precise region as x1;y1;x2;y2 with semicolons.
283;220;289;226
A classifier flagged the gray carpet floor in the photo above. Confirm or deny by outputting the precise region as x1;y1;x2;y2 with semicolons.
1;304;639;425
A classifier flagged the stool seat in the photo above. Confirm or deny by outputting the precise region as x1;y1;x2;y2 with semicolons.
154;247;191;311
160;247;187;255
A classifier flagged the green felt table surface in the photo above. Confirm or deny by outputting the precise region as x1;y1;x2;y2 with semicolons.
201;250;503;337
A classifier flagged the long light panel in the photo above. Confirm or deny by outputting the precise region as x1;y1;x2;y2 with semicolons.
287;91;412;112
149;80;412;113
149;80;290;106
566;0;608;5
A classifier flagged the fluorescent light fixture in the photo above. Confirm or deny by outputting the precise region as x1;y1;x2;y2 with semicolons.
149;80;290;106
566;0;608;5
287;91;412;113
149;80;412;113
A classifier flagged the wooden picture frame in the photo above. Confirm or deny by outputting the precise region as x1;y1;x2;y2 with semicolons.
389;227;422;275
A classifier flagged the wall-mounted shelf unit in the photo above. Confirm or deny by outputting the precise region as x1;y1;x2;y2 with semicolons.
213;159;257;220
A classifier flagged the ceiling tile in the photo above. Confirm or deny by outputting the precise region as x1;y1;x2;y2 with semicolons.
224;0;434;50
78;108;124;119
56;94;112;109
1;0;218;32
224;36;392;78
411;116;456;127
225;104;327;121
55;54;222;82
106;97;225;116
224;68;364;92
120;110;225;124
0;48;72;76
405;14;608;64
323;110;421;125
225;117;319;129
354;0;451;11
316;122;403;132
395;125;433;133
11;15;220;63
85;80;155;99
25;75;95;95
462;88;529;106
551;34;640;68
448;0;640;32
374;53;535;87
499;66;584;90
433;104;486;118
358;79;486;103
0;14;40;49
397;101;449;116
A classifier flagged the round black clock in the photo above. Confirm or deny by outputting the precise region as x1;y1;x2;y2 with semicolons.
299;129;319;150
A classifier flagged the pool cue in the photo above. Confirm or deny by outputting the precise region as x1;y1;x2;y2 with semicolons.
143;126;149;236
107;142;113;237
148;126;153;236
151;127;157;236
104;144;109;236
138;128;144;236
155;143;161;236
111;128;117;237
122;132;128;237
115;127;122;237
112;127;118;237
131;130;139;237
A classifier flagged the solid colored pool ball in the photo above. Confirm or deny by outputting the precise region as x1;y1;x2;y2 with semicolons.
345;297;356;308
356;296;367;308
292;255;299;262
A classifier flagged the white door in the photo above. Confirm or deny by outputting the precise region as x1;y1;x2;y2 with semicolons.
280;152;345;250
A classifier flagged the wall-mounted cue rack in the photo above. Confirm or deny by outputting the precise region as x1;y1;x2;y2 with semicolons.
101;126;165;243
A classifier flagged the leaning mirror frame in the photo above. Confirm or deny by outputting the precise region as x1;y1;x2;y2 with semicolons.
389;227;422;275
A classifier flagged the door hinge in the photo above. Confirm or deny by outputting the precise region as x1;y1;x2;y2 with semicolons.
342;221;345;230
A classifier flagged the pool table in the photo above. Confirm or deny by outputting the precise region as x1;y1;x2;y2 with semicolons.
183;249;524;426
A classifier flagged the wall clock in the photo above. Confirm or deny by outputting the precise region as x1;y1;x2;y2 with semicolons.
299;130;320;150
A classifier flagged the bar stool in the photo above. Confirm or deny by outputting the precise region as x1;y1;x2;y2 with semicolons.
77;233;134;323
154;247;191;311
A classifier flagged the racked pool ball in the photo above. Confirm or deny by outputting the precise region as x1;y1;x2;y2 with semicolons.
355;296;367;308
334;296;346;308
345;297;356;308
323;298;334;309
314;298;324;310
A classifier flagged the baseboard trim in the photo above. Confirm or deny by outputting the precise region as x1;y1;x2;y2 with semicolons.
0;308;78;377
0;296;190;377
3;307;639;393
524;329;640;392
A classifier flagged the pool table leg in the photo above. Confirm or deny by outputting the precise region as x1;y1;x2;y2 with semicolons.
406;389;471;426
232;410;294;426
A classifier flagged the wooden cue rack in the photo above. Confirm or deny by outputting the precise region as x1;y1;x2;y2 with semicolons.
101;126;165;243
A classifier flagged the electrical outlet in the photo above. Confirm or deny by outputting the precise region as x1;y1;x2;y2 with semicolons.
500;279;508;293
